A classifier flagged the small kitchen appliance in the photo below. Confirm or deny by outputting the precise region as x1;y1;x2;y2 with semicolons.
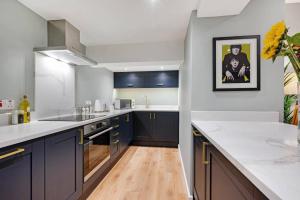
114;99;132;110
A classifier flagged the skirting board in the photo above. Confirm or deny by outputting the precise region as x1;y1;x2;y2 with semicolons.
178;144;193;200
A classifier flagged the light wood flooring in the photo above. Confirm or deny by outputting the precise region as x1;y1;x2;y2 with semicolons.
87;146;188;200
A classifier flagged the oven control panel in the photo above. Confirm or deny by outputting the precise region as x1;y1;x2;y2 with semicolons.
84;119;111;136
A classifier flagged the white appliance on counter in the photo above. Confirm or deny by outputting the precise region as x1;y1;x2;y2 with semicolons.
114;99;132;110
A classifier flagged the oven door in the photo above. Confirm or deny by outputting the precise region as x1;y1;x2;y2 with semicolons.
84;127;112;182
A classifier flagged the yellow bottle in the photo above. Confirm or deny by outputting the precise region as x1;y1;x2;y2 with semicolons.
19;95;30;123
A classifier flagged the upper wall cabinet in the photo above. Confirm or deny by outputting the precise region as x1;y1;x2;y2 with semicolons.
114;72;144;88
114;71;179;88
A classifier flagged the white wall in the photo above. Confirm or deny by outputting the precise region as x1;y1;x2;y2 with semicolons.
76;67;114;107
0;0;46;108
180;0;284;195
179;15;194;199
35;53;75;118
115;88;179;105
87;40;184;64
285;3;300;35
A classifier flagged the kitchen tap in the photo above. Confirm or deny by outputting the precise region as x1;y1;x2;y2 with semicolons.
145;95;149;108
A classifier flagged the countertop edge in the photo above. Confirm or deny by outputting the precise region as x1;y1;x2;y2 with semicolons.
191;120;281;200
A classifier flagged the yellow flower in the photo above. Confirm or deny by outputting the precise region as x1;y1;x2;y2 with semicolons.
262;21;287;60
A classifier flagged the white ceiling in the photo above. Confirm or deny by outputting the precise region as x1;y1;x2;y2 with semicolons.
95;61;181;72
286;0;300;3
197;0;250;17
18;0;198;46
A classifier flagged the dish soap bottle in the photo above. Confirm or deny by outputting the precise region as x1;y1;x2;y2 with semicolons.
19;95;30;123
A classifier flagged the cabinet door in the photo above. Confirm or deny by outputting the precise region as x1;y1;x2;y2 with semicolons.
126;112;133;144
153;112;179;144
133;112;154;141
119;114;128;153
193;130;207;200
206;146;254;200
0;140;44;200
144;71;179;88
45;129;83;200
114;72;144;88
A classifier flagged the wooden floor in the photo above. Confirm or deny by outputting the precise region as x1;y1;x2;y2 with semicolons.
87;146;188;200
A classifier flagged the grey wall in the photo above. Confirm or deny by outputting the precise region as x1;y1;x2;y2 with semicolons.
76;67;114;106
180;0;284;195
0;0;47;107
191;0;284;114
179;16;193;198
285;3;300;34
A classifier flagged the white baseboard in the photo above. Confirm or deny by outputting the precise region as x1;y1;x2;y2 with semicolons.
178;144;193;200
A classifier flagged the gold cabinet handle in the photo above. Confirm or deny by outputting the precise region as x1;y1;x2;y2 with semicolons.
112;140;120;144
114;125;120;129
149;113;152;120
193;130;201;137
112;132;120;137
202;142;209;165
153;113;156;119
79;129;84;145
126;114;130;122
0;148;25;160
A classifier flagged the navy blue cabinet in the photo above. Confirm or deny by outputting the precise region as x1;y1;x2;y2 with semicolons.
0;140;45;200
114;71;179;88
119;113;133;153
45;128;83;200
110;116;121;161
133;111;179;147
153;112;179;144
144;71;179;88
133;112;154;142
114;72;144;88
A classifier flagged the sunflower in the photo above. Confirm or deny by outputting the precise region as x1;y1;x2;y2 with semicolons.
262;21;287;60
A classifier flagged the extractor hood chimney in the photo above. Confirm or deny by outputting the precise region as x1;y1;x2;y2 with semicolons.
34;20;97;66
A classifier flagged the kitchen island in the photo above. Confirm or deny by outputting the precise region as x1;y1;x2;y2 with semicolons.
192;120;299;200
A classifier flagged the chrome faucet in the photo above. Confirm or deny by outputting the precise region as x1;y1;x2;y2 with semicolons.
145;95;149;108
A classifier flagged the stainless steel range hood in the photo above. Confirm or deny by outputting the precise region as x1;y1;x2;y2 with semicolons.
34;20;97;66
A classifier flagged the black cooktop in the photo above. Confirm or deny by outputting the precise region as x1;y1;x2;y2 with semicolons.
40;115;99;122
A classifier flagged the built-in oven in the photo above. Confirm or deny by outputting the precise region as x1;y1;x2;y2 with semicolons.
83;119;112;182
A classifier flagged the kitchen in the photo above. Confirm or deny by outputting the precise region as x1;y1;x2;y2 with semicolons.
0;0;300;200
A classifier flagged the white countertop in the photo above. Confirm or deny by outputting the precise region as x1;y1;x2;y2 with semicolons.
0;107;178;149
192;120;300;200
132;105;179;112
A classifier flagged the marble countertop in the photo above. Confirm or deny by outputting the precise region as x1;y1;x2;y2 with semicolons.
0;107;178;149
0;109;132;149
192;120;300;200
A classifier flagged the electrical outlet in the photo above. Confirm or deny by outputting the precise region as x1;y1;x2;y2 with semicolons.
6;100;15;110
0;99;15;110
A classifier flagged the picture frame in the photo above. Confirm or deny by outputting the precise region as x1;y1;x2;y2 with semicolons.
213;35;261;91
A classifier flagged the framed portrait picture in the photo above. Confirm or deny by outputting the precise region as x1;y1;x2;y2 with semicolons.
213;35;261;91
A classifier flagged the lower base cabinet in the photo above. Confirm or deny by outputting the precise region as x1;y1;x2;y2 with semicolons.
0;140;45;200
193;126;268;200
45;128;83;200
133;111;179;147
